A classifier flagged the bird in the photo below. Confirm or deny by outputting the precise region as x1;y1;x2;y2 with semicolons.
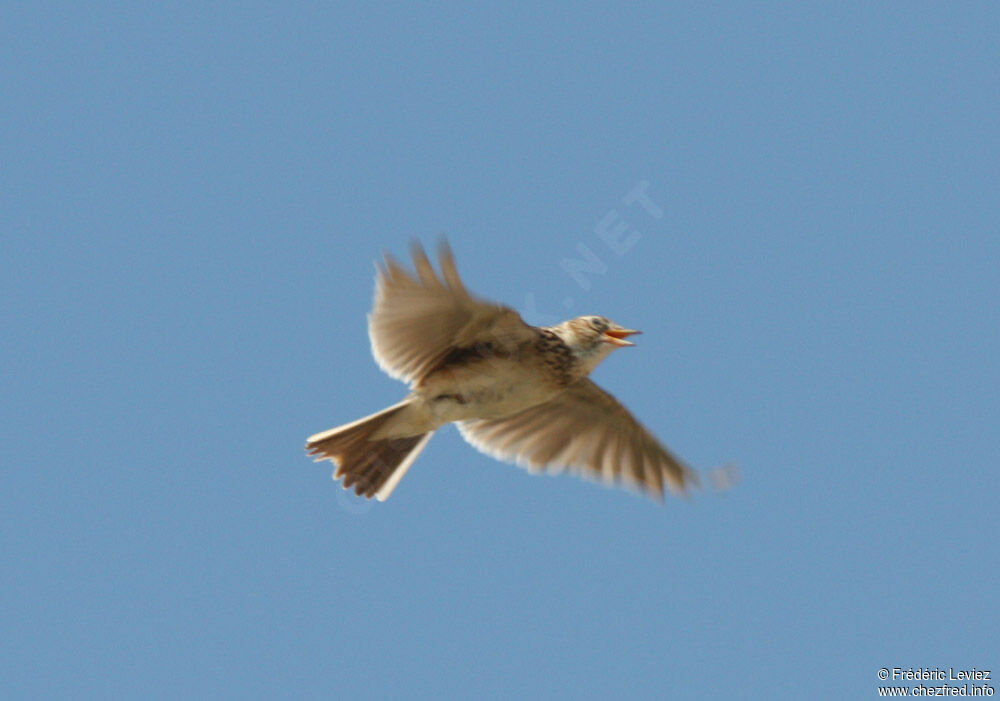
305;241;699;502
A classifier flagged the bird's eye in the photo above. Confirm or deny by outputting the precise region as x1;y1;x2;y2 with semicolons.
590;317;605;331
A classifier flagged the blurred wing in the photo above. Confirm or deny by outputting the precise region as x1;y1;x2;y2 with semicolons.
458;379;698;499
368;241;534;384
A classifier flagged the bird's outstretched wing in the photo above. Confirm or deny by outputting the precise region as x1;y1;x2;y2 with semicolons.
369;241;535;384
458;379;698;499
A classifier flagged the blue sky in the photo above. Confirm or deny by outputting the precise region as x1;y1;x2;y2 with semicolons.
3;3;998;699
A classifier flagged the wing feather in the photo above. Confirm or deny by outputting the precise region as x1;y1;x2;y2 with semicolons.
368;241;534;384
458;379;698;500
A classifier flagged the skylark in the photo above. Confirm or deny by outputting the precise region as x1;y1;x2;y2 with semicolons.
306;241;699;501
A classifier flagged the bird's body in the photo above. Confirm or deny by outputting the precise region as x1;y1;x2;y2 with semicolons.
306;242;698;501
402;327;573;427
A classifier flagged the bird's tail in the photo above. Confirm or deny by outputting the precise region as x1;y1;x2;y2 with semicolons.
305;400;434;501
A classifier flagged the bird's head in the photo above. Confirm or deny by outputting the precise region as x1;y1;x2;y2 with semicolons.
551;315;641;374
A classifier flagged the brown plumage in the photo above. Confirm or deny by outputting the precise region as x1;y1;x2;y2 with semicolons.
305;241;699;501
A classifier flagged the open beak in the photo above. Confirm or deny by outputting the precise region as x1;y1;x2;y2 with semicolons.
603;328;641;347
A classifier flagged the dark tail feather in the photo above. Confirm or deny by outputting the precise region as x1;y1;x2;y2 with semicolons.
305;401;434;500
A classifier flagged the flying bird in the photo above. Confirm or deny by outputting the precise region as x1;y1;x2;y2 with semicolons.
306;242;698;501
